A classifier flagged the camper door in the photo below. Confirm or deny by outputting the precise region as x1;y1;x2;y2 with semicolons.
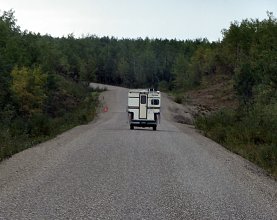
139;93;147;119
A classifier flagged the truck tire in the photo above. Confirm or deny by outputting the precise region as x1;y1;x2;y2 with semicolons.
130;125;134;130
153;125;157;131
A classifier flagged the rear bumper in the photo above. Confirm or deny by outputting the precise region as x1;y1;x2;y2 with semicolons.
130;120;157;127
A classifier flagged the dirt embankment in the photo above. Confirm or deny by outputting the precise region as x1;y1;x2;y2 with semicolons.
165;75;238;126
162;93;195;125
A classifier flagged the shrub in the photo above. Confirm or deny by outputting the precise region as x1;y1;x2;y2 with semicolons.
196;105;277;178
0;77;100;162
174;94;183;104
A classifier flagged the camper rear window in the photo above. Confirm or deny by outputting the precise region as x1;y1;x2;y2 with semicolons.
141;96;147;104
151;99;159;105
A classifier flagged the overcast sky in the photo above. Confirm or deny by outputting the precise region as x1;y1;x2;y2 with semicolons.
1;0;276;41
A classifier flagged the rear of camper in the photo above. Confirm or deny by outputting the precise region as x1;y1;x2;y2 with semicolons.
128;89;161;130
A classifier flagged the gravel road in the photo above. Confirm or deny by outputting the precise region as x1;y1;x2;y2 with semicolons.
0;84;276;219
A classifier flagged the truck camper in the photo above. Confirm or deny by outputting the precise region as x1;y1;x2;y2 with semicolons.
128;89;161;130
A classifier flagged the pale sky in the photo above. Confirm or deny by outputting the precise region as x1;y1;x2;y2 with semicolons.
1;0;276;41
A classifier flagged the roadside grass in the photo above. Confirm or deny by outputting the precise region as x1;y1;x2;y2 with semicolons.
0;80;101;161
195;104;277;178
173;93;184;104
168;91;185;104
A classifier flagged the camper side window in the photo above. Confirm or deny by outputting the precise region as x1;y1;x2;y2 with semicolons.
151;99;159;105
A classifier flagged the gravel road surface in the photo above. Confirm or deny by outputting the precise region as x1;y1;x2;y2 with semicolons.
0;84;276;219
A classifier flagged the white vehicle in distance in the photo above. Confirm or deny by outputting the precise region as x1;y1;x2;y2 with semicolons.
128;89;161;130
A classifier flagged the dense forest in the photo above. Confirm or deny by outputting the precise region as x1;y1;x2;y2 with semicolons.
0;10;276;176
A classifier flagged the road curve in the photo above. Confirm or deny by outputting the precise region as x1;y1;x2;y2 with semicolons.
0;84;276;219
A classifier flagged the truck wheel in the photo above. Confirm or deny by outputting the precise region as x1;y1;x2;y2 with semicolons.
153;125;157;131
130;125;134;130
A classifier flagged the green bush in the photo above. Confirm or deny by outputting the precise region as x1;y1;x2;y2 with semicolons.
174;94;183;104
196;104;277;178
28;113;51;137
0;84;100;161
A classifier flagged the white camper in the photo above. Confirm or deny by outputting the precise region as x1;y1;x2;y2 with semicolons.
128;89;161;130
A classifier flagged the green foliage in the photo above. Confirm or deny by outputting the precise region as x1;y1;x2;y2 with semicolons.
0;87;100;161
116;57;130;86
80;58;97;82
234;63;256;104
172;93;183;104
196;103;277;177
172;54;189;90
0;10;103;160
194;13;277;177
11;66;47;116
158;80;169;91
188;46;218;84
